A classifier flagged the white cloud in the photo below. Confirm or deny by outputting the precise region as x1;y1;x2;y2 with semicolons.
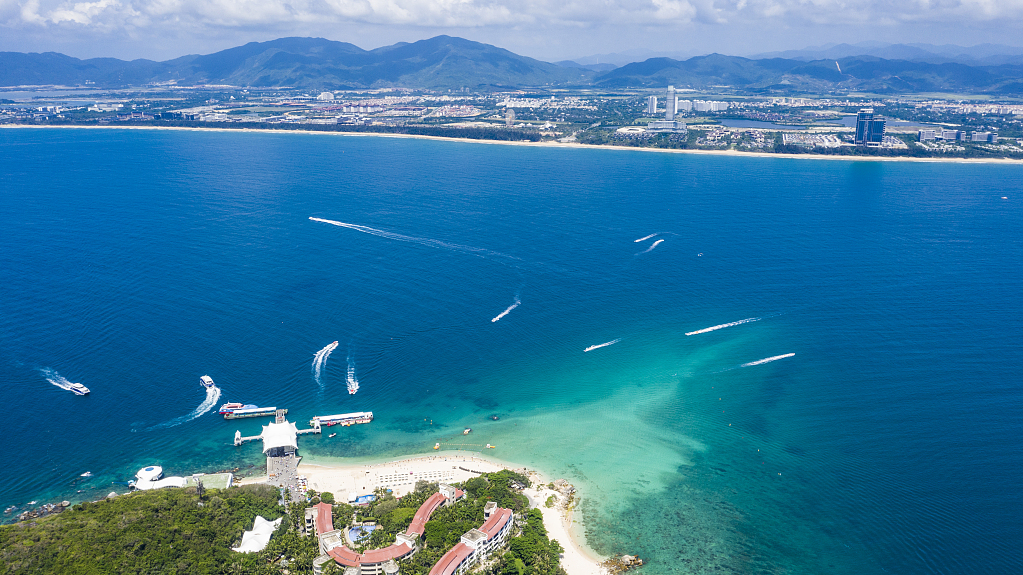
4;0;1023;36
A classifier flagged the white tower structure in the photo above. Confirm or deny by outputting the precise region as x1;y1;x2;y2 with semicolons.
665;86;676;121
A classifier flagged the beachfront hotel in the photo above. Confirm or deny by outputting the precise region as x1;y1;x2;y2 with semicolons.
429;502;514;575
309;483;468;575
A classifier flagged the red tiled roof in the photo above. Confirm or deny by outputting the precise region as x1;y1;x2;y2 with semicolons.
479;508;512;540
407;492;447;536
454;489;464;499
315;502;334;535
327;543;414;567
327;546;362;567
362;542;414;563
429;543;474;575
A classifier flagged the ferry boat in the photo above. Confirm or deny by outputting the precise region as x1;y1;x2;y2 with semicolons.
218;402;248;414
69;382;90;396
200;375;215;389
224;406;283;420
310;411;374;427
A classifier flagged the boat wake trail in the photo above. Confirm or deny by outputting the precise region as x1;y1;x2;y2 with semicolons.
310;218;519;263
347;352;360;395
686;317;761;336
492;295;521;322
312;341;339;387
635;233;658;243
637;239;664;255
40;367;75;390
148;385;222;430
742;353;795;367
584;338;621;352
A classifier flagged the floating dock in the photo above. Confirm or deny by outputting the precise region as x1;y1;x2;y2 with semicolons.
309;411;373;427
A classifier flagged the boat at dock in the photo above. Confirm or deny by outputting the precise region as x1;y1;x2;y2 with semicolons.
224;406;283;420
310;411;373;427
69;382;90;396
200;375;215;389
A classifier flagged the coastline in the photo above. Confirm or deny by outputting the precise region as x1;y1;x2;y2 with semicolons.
4;123;1023;164
285;450;607;575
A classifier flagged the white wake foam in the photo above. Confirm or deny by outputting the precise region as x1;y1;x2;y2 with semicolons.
149;385;222;430
492;296;521;322
584;338;621;352
310;217;518;262
742;353;795;367
347;353;360;395
637;239;664;254
686;317;761;336
312;341;339;387
40;367;75;390
634;233;658;243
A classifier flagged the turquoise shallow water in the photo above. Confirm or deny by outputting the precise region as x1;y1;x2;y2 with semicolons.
1;128;1022;573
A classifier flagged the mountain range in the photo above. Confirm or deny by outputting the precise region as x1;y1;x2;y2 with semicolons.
0;36;588;90
2;36;1023;94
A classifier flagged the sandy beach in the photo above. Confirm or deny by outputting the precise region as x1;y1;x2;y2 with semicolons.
4;123;1023;165
271;452;606;575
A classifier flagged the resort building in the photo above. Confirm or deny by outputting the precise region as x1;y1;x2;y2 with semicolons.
428;502;514;575
314;484;465;574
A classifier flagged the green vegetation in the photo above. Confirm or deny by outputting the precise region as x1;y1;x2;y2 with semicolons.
492;509;565;575
544;496;555;508
0;468;559;575
0;484;317;575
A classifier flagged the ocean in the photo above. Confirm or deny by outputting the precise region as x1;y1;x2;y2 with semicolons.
1;128;1021;574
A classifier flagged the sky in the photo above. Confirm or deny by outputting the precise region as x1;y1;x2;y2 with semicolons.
1;0;1023;62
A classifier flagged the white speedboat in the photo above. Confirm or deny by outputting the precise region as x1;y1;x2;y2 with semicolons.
200;375;215;389
69;382;90;395
80;471;93;477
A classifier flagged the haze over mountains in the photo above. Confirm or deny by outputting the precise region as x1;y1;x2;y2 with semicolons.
2;36;1023;94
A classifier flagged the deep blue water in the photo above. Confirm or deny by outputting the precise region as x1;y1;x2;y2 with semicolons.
1;128;1022;574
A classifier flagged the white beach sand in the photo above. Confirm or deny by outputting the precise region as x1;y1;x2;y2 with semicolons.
4;123;1022;165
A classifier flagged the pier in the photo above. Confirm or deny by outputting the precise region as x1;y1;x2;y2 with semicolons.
234;416;321;446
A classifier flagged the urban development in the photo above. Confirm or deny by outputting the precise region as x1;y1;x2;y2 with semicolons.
4;84;1023;159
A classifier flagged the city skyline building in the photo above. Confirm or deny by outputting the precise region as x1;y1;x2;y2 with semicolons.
647;96;657;115
854;108;886;146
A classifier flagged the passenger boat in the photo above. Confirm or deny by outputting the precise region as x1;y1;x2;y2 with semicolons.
69;382;90;395
224;406;282;420
219;402;247;414
200;375;215;389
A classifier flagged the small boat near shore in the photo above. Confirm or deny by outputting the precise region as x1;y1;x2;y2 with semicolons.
80;471;93;477
463;428;472;435
328;433;337;438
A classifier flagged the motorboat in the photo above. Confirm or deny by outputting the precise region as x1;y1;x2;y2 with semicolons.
69;382;90;395
200;375;215;389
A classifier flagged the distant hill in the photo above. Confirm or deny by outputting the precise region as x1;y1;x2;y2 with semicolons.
3;37;1023;94
751;42;1023;66
594;54;1023;94
0;36;594;89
